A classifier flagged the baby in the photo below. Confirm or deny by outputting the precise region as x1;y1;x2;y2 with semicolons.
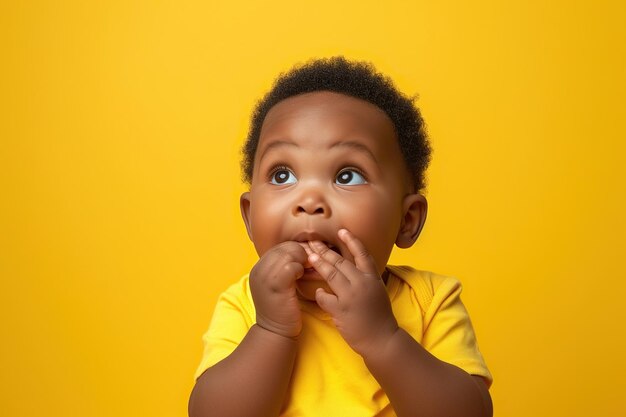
189;57;493;417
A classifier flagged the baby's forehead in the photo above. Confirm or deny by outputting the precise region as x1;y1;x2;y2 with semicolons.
260;91;396;143
254;92;411;184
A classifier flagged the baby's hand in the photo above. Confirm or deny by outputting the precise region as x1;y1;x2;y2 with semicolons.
249;241;308;339
308;229;399;357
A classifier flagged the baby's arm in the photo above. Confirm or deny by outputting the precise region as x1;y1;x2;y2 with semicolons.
309;230;492;417
188;325;297;417
188;242;308;417
362;330;492;417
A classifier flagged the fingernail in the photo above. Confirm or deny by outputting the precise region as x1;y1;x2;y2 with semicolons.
309;253;320;263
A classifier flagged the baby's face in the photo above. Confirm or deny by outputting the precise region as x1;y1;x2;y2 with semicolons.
241;91;417;301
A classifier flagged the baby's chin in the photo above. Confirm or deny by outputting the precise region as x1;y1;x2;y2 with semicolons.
296;279;335;302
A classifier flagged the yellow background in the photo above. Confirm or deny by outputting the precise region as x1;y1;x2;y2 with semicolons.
2;1;625;416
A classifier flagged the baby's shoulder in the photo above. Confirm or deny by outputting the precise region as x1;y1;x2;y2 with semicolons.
387;265;461;291
387;265;463;313
215;274;255;315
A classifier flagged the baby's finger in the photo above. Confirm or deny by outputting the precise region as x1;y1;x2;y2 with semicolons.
279;241;309;264
338;229;378;275
252;259;304;295
308;253;351;295
309;240;359;279
297;241;313;255
278;261;305;286
297;242;315;268
315;288;339;315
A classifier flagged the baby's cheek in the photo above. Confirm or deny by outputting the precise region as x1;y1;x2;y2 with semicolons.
345;205;400;270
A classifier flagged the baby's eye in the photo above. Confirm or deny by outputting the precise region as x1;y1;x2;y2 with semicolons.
270;168;297;185
335;169;367;185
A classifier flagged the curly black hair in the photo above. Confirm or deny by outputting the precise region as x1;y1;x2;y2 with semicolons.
241;56;432;192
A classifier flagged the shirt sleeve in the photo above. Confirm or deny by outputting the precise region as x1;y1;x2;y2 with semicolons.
421;276;493;387
193;276;255;380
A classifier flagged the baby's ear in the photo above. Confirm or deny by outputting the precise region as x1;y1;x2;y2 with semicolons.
240;192;253;241
395;193;427;248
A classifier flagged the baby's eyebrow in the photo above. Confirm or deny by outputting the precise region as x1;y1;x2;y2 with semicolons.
329;140;378;164
258;139;378;164
258;140;298;162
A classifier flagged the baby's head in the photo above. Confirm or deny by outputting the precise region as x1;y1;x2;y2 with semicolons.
242;57;431;193
240;57;432;300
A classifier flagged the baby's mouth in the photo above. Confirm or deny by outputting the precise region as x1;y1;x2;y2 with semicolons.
297;240;342;269
301;241;341;254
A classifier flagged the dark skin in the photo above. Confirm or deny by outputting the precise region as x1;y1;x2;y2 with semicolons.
189;92;492;417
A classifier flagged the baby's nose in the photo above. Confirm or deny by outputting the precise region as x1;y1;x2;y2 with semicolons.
293;192;331;217
296;204;326;215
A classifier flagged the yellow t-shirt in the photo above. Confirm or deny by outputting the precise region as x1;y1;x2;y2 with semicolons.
194;266;492;416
